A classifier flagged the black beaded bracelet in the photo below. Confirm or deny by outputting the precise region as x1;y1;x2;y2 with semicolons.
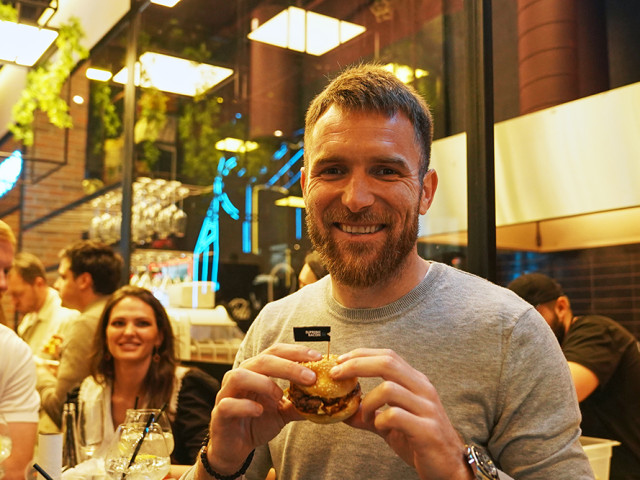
199;433;255;480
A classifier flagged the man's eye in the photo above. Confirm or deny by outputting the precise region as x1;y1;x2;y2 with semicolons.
320;166;344;176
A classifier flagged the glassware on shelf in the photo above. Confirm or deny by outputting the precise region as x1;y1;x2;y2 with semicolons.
104;422;170;480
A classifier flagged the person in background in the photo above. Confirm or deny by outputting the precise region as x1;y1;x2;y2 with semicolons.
37;240;123;428
78;285;218;470
0;220;39;480
8;252;79;356
508;272;640;480
297;249;328;289
187;64;592;480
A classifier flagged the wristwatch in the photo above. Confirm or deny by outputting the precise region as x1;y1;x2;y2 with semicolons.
465;445;499;479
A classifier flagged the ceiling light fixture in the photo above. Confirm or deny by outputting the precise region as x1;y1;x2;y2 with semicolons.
383;63;429;84
248;6;366;56
0;20;58;67
37;4;57;27
86;67;113;82
215;138;259;153
274;196;305;208
112;52;233;97
150;0;182;7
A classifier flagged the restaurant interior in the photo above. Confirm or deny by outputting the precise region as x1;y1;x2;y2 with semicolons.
0;0;639;353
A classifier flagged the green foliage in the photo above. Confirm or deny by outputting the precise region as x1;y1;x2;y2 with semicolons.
88;82;122;157
9;17;89;146
0;2;18;21
135;88;168;171
178;95;223;183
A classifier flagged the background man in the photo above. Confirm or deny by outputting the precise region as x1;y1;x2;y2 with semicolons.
188;65;593;480
297;250;328;289
8;252;79;356
508;272;640;480
37;240;123;428
0;220;39;480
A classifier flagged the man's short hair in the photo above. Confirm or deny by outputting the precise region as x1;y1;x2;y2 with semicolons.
304;63;434;178
507;273;565;306
11;252;46;285
59;240;123;295
0;220;16;248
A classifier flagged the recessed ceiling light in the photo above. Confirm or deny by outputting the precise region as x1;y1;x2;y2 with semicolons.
248;6;365;56
0;20;58;66
215;138;259;153
86;67;113;82
113;52;233;97
150;0;182;7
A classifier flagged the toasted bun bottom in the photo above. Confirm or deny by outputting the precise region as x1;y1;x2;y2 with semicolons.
298;392;361;424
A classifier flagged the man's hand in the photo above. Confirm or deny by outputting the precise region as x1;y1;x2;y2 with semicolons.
335;348;474;480
2;421;37;480
201;344;322;477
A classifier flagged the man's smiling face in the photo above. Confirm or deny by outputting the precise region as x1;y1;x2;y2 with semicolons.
302;106;435;288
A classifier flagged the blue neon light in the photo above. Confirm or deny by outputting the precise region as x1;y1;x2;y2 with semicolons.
266;148;303;187
272;143;288;160
283;169;302;190
192;155;239;305
242;184;252;253
295;208;302;240
0;150;23;198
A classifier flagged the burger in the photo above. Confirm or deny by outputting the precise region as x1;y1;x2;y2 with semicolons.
285;354;362;424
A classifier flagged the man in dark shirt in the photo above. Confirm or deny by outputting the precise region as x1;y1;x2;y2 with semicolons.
509;272;640;480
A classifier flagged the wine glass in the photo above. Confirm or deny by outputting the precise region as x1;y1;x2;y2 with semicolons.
77;398;104;461
124;409;174;455
0;414;12;479
104;423;170;480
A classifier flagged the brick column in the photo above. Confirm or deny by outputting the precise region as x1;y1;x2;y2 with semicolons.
518;0;579;114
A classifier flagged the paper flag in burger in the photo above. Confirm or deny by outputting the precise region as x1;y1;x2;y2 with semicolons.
293;326;330;342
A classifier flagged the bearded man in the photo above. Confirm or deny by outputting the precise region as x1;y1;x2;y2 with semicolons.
184;64;593;480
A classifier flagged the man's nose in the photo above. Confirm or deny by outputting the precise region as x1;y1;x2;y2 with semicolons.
341;173;375;212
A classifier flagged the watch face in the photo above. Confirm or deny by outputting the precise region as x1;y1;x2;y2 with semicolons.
467;445;499;479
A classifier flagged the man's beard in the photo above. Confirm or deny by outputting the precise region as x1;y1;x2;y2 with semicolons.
549;312;566;345
306;201;420;288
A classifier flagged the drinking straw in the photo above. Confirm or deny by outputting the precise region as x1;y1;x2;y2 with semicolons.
121;411;156;480
33;463;54;480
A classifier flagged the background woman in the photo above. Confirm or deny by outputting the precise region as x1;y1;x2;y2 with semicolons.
78;285;218;466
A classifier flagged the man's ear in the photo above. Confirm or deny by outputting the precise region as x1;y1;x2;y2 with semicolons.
554;295;571;318
419;168;438;215
76;272;93;291
300;166;307;197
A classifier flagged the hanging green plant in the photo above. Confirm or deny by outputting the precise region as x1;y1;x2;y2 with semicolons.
88;82;122;157
0;2;18;21
9;16;89;146
134;87;168;171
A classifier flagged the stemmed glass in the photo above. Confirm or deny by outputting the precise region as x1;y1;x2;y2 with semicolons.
104;422;170;480
124;409;173;455
0;414;12;479
77;398;104;461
